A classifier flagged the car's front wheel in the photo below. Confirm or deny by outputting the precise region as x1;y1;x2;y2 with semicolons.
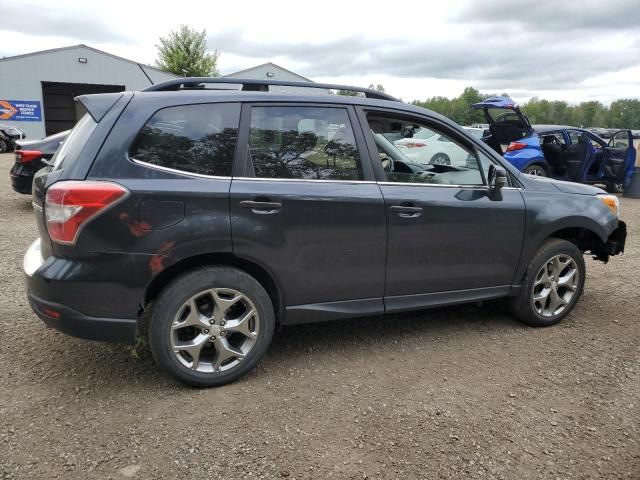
509;239;585;327
149;267;275;387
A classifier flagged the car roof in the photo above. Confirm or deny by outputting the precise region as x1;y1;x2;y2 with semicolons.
112;89;455;127
534;125;587;134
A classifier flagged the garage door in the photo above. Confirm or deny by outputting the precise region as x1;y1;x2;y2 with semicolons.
42;82;125;135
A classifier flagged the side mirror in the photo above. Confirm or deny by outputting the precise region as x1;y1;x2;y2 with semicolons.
488;165;507;191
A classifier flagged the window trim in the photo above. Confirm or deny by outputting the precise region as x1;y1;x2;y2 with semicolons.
127;102;241;179
235;102;376;182
355;106;516;188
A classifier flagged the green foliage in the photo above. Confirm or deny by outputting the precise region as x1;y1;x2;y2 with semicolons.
413;87;640;129
336;89;359;96
336;83;386;96
156;25;219;77
412;87;487;125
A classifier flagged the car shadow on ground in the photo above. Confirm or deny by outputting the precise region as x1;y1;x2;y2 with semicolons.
36;300;526;392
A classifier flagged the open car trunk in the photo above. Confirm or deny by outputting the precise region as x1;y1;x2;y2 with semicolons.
472;96;533;154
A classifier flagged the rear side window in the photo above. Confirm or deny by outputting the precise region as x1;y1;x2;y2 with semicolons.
52;114;97;170
130;103;240;177
248;106;362;180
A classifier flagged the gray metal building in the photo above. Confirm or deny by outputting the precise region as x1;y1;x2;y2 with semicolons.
224;62;330;95
0;44;177;139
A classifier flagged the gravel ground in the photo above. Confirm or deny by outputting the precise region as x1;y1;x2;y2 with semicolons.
1;152;639;479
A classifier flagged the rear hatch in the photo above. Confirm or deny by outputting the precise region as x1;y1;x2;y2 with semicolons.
32;92;128;260
472;96;534;152
32;114;99;259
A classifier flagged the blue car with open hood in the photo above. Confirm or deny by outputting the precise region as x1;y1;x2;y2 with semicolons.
472;96;636;193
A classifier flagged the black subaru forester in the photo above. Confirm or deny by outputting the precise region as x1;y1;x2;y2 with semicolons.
24;78;626;387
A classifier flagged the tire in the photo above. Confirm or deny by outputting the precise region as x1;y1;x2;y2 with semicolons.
523;164;547;177
509;239;585;327
605;182;624;194
430;153;450;165
149;267;275;387
0;138;8;154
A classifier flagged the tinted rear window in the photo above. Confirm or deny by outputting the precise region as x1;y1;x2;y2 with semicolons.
130;103;240;177
52;114;97;170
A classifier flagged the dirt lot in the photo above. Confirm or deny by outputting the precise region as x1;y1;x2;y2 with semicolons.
0;152;638;480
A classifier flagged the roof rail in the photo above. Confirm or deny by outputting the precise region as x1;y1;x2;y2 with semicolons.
141;77;399;101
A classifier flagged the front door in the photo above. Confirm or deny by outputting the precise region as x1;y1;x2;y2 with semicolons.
230;104;387;323
605;130;636;184
358;109;526;311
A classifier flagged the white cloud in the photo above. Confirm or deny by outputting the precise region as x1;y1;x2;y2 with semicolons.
1;0;639;104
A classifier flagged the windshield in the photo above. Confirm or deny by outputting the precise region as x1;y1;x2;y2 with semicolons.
51;114;97;170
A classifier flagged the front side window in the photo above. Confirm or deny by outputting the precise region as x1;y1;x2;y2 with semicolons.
249;106;362;180
367;114;485;186
130;103;240;177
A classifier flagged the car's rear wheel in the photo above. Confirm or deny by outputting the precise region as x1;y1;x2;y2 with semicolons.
149;267;275;387
524;164;547;177
430;153;450;165
0;138;8;153
509;239;585;327
605;182;624;194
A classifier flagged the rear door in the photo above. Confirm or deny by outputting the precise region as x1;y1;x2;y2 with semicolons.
230;103;387;322
604;130;636;183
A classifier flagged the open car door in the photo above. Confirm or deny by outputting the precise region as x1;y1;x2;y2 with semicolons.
471;96;533;154
604;130;636;185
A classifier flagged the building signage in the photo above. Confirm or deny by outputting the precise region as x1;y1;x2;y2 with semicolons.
0;100;42;121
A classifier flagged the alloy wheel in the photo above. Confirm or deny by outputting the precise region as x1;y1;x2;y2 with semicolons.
527;167;546;176
531;254;579;317
170;288;259;373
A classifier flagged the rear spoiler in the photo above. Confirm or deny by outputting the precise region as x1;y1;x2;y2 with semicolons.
75;93;124;123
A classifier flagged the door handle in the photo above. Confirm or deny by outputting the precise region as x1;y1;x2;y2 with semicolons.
390;205;423;218
240;200;282;214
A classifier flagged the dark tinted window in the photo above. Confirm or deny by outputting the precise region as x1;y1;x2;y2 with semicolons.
130;103;240;177
249;106;362;180
52;114;97;170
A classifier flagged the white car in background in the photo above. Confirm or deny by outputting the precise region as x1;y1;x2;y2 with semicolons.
394;126;482;166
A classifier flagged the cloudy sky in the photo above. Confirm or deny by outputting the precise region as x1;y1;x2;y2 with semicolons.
2;0;640;104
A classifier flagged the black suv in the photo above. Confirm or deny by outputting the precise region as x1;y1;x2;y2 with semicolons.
24;79;626;387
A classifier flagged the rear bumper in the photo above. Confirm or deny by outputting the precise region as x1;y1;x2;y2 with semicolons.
28;293;137;344
23;238;150;345
9;167;34;194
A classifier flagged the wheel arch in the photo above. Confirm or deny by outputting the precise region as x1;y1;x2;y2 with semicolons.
513;220;610;288
141;252;284;324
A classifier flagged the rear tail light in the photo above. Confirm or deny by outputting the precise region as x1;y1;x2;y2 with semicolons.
15;150;43;163
506;141;527;152
404;142;427;148
45;181;129;245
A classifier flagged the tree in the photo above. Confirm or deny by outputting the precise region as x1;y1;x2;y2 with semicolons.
156;25;219;77
413;87;640;129
336;89;359;96
368;83;386;93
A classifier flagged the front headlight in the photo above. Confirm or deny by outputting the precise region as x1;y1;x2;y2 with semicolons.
598;194;620;217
